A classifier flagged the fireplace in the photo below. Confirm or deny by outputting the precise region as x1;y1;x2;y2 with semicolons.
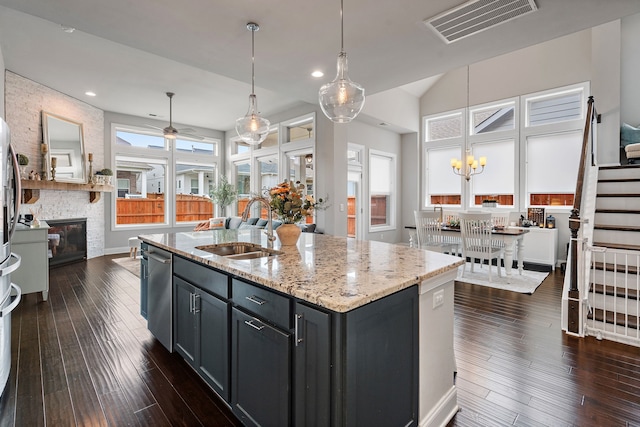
47;218;87;268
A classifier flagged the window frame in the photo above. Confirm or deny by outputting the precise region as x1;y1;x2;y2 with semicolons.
368;149;397;232
110;123;220;230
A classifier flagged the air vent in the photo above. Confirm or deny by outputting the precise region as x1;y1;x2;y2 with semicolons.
425;0;537;44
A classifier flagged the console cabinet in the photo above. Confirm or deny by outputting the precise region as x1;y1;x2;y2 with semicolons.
12;222;50;300
515;227;558;269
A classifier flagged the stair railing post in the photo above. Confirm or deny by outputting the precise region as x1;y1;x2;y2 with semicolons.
566;96;594;335
567;209;581;334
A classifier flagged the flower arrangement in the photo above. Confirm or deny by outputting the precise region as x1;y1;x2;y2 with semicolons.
268;180;324;224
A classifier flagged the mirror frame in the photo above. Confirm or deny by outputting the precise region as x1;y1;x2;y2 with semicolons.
42;111;86;183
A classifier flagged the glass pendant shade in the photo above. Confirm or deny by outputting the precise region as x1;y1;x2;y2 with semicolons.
319;51;365;123
236;94;270;145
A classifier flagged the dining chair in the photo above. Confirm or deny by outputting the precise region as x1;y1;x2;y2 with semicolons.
414;210;458;255
490;212;511;249
459;212;504;281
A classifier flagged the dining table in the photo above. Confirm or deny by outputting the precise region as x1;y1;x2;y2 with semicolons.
407;225;530;283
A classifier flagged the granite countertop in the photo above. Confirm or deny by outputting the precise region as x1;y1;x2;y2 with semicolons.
139;229;464;313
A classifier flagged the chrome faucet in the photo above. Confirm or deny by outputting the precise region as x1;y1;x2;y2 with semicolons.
241;197;276;246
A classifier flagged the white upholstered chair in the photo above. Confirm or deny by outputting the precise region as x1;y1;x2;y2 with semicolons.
459;212;504;281
414;210;458;254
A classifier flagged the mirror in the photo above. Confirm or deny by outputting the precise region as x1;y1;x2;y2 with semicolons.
42;111;86;183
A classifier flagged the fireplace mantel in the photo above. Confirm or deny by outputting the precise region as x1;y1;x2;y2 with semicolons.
21;179;114;204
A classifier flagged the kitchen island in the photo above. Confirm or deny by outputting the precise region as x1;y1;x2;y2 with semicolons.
140;229;464;427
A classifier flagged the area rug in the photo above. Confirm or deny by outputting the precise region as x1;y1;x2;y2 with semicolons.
112;255;141;278
455;263;548;294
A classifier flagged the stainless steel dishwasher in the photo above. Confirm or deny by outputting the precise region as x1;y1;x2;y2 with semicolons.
146;245;173;352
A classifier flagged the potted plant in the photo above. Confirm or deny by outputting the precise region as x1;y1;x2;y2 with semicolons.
17;153;29;179
210;175;237;216
95;168;113;185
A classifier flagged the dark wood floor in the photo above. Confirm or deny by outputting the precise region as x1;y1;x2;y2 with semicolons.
1;256;639;426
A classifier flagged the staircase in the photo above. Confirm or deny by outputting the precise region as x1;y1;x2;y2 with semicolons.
586;165;640;343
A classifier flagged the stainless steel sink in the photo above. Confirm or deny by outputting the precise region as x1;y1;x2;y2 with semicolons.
195;243;281;259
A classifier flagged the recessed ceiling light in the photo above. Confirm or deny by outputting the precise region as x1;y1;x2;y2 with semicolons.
85;91;96;97
61;26;75;33
311;70;324;78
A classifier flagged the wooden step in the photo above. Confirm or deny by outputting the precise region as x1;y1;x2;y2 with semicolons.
598;178;640;183
587;308;639;329
590;283;639;300
600;165;640;170
592;242;640;251
597;193;640;198
594;224;640;232
595;209;640;214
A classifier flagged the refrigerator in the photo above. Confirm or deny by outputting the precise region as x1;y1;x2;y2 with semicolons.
0;118;22;397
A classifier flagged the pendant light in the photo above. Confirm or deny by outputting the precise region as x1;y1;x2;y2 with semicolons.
236;22;270;145
318;0;365;123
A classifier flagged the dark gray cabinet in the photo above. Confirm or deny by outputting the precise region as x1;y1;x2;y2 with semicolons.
173;256;230;401
157;254;418;426
294;302;331;427
231;307;291;427
174;277;197;364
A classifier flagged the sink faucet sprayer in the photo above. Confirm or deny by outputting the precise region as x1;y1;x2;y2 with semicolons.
242;197;277;247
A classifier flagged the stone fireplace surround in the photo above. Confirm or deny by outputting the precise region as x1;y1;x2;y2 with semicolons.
6;72;106;260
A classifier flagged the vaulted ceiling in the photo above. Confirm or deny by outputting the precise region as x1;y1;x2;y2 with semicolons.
1;0;639;133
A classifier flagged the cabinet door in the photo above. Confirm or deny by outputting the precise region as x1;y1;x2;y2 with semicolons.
174;277;196;365
198;291;230;402
294;302;331;427
232;308;291;427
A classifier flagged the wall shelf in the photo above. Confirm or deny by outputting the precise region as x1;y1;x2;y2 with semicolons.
20;179;114;204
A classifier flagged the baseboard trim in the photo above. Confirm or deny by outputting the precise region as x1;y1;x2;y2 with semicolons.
419;385;458;427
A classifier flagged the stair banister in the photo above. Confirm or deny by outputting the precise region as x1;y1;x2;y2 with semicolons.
567;96;596;334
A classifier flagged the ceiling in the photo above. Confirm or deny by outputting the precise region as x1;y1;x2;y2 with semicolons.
1;0;640;133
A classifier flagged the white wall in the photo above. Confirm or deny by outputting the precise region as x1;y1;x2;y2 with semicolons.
5;72;106;259
621;13;640;125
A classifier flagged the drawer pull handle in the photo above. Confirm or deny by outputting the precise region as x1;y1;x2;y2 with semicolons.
245;295;266;306
244;320;265;331
193;294;201;313
295;313;304;346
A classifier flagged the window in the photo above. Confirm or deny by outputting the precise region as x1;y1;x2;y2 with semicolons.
425;112;463;141
426;146;461;206
112;126;219;228
421;82;586;211
283;115;314;144
423;109;465;207
234;161;251;216
115;156;167;225
470;102;515;135
369;150;396;230
526;131;581;206
523;83;587;207
175;162;216;223
470;139;515;207
526;89;583;127
116;131;165;149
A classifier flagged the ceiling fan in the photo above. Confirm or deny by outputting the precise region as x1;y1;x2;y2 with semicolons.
147;92;204;140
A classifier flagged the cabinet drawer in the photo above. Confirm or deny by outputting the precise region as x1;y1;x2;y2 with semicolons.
174;255;229;299
232;278;290;329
